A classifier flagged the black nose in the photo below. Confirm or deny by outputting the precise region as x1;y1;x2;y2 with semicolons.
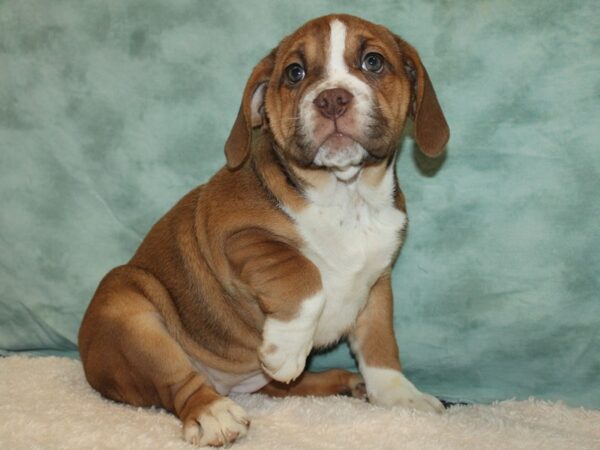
313;88;354;120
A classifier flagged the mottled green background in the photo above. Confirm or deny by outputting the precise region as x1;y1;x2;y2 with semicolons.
1;0;599;408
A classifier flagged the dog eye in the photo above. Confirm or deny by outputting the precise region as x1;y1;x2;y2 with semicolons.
285;63;306;84
361;53;384;73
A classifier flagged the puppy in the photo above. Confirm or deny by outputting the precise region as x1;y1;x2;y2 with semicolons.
79;13;449;447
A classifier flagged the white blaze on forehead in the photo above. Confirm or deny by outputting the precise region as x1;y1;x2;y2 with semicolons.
327;19;349;75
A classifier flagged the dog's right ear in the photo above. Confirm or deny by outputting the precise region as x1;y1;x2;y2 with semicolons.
225;49;277;170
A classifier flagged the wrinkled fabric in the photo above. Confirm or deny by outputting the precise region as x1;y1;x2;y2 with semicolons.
0;1;598;408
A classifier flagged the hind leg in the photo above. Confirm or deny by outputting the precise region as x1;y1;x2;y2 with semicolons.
259;369;366;399
79;271;250;446
124;314;250;446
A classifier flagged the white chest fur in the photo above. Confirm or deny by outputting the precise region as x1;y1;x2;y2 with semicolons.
287;165;407;347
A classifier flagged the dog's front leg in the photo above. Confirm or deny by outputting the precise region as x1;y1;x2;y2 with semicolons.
226;229;324;383
349;273;444;413
258;290;323;383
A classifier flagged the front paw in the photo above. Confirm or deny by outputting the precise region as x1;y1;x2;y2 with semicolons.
258;336;312;383
379;385;444;413
259;294;323;383
364;368;444;413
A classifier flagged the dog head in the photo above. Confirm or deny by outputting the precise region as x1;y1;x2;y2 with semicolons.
225;14;449;181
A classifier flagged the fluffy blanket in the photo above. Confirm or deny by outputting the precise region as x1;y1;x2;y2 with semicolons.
1;356;598;449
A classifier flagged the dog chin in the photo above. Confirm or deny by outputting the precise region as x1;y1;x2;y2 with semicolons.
313;140;368;181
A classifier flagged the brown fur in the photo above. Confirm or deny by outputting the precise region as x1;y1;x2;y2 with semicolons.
350;273;402;370
259;369;366;398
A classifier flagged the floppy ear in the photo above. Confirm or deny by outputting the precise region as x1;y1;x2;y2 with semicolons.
224;49;277;170
394;37;449;157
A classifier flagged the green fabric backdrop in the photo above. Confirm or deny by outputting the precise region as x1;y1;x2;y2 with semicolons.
1;0;598;408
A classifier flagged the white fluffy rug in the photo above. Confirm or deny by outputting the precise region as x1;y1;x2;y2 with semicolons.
1;356;599;449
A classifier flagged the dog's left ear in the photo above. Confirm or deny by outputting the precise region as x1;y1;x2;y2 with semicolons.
394;37;450;157
225;48;277;170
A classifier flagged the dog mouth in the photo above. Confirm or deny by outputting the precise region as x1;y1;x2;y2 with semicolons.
317;132;357;151
311;132;368;181
292;111;390;173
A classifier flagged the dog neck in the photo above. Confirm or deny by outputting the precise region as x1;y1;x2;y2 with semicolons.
249;130;397;214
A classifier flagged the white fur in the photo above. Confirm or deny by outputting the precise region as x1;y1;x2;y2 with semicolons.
330;163;362;181
313;141;368;178
356;355;444;413
327;19;348;76
350;338;443;412
259;292;325;383
190;358;270;395
182;397;250;446
286;164;406;348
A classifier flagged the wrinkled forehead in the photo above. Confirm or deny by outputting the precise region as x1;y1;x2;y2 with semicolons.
275;15;400;73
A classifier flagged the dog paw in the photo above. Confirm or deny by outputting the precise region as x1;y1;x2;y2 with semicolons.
183;397;250;447
336;371;367;399
348;372;368;400
259;294;323;383
259;336;312;383
364;368;444;414
383;386;444;413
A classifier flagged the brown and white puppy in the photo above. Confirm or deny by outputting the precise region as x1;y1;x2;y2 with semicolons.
79;14;449;447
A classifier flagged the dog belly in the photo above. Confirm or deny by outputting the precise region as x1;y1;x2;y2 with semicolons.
190;358;270;395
